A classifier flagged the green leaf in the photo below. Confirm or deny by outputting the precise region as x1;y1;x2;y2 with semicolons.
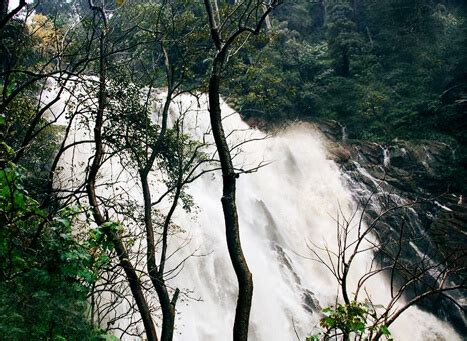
380;325;391;336
350;321;365;332
33;291;51;299
54;336;67;341
13;192;26;209
320;316;336;328
322;307;333;316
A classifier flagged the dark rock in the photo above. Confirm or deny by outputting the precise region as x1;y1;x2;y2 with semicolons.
302;289;321;314
326;141;351;163
316;119;345;141
316;125;467;336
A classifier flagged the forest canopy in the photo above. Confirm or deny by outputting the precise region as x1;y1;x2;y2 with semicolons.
0;0;465;340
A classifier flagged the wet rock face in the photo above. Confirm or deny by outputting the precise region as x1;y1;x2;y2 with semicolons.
318;120;467;336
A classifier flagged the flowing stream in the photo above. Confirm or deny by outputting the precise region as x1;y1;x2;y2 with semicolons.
47;86;460;340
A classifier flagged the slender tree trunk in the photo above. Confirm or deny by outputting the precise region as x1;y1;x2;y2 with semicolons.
140;171;178;341
341;48;350;77
139;78;179;340
208;54;253;341
86;3;158;340
203;1;277;338
341;262;350;305
0;0;26;30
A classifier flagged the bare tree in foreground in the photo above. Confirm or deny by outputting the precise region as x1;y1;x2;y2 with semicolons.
203;1;280;339
84;1;159;339
307;190;466;340
3;1;280;339
83;2;218;339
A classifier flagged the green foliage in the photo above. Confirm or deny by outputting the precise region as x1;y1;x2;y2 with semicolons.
325;1;362;77
104;74;208;212
0;161;103;339
227;0;466;193
308;301;392;340
106;0;209;88
89;221;122;253
1;88;64;199
104;76;158;166
320;302;368;334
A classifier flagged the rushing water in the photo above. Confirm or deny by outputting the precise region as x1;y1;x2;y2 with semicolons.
48;86;460;340
383;147;390;168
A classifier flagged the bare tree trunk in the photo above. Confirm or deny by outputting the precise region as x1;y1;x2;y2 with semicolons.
86;2;158;340
208;53;253;341
140;170;179;341
139;51;179;339
202;1;278;338
0;0;26;30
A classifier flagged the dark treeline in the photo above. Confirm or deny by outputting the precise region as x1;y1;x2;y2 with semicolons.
226;0;466;193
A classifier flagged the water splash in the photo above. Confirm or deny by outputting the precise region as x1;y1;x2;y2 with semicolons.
383;147;390;168
341;125;348;143
50;88;460;340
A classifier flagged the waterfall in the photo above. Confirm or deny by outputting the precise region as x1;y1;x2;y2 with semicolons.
383;147;390;168
48;86;460;340
341;125;348;143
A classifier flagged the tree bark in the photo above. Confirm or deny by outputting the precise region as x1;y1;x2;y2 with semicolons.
0;0;26;30
86;2;158;340
208;53;253;341
140;171;178;341
139;61;179;340
202;1;278;338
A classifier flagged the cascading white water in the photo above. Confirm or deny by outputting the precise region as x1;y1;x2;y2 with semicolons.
341;125;348;143
383;147;390;168
47;85;460;340
163;95;460;341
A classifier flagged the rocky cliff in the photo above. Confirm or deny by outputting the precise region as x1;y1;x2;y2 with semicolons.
319;120;466;336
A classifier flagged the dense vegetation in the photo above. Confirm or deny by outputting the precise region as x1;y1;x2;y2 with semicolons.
0;0;465;339
0;123;105;338
226;0;467;192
